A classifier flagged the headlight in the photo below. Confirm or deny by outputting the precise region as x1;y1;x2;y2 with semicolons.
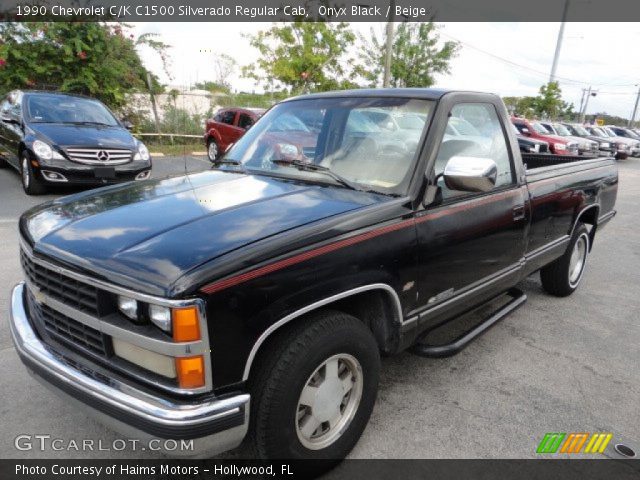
115;297;205;389
554;143;567;151
33;140;64;160
600;142;610;148
133;142;150;161
149;304;171;333
117;295;138;320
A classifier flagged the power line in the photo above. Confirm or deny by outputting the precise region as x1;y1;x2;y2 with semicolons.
441;32;639;89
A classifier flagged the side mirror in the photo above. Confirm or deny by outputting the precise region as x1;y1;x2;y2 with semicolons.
520;127;530;135
443;156;497;193
122;120;133;130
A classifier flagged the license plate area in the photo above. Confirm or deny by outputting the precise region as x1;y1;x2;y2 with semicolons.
94;167;116;179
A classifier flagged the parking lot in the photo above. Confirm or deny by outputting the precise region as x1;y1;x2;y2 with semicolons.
0;155;638;459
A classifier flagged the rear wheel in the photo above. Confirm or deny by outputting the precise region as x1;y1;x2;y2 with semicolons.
207;139;219;162
21;152;46;195
540;224;589;297
247;310;380;464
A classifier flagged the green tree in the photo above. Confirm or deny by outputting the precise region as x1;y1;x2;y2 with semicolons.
358;22;459;88
535;81;564;118
503;83;575;120
0;22;167;109
503;96;538;118
242;21;357;93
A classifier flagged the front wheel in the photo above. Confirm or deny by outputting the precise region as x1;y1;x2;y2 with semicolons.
247;310;380;463
207;139;219;163
21;152;46;195
540;224;590;297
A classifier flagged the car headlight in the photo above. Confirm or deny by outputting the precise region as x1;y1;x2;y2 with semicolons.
554;143;567;151
149;304;171;333
117;295;138;320
33;140;64;160
600;142;610;148
133;142;150;161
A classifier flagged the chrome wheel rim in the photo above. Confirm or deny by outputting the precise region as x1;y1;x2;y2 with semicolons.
569;233;588;287
295;353;363;450
208;142;218;161
21;157;29;188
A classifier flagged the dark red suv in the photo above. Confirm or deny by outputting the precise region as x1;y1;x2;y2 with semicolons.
204;107;265;162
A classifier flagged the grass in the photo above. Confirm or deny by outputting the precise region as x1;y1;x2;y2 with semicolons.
146;143;205;156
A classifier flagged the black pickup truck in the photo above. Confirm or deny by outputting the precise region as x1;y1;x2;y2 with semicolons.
10;89;617;462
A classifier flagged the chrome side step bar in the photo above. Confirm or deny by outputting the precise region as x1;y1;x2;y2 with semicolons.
411;288;527;358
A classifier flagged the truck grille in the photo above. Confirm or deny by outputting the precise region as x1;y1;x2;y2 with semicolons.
20;249;100;316
65;148;132;165
26;289;108;356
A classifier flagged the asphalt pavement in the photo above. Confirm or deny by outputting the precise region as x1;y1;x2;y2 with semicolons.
0;155;638;459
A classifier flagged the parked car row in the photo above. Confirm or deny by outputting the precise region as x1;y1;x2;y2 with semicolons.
511;115;640;161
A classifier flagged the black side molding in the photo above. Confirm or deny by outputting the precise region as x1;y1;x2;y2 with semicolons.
411;288;527;358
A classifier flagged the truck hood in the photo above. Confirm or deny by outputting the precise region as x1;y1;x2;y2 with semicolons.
22;171;383;295
29;123;136;149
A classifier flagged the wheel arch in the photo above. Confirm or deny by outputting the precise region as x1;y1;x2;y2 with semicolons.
571;204;600;251
242;283;403;382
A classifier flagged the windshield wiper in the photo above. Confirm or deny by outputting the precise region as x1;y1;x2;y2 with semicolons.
66;121;113;127
212;158;248;173
270;159;366;192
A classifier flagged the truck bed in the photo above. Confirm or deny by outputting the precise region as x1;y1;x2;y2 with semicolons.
522;152;605;170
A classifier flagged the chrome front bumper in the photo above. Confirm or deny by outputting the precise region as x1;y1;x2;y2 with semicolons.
9;282;250;457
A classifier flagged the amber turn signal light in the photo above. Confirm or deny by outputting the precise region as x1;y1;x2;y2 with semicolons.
176;355;205;389
172;306;200;342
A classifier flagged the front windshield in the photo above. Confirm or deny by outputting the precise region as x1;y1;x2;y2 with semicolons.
603;127;617;137
224;97;434;195
572;125;590;136
553;124;571;136
590;127;607;137
25;94;119;126
532;122;550;134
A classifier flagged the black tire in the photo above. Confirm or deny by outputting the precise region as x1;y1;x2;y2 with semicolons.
207;139;220;163
246;310;380;463
20;152;46;195
540;224;590;297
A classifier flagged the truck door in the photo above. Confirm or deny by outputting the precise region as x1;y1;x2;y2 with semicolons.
414;101;528;329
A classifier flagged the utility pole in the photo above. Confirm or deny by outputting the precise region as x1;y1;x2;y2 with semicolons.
580;86;597;124
628;85;640;128
549;0;570;83
578;88;587;116
382;0;396;88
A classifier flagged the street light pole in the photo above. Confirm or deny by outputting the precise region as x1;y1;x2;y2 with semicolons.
382;0;396;88
549;0;570;83
628;85;640;128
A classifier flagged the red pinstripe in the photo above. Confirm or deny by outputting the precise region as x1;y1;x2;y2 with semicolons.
199;189;523;295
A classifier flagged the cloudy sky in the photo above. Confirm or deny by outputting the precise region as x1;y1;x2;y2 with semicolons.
131;22;640;119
